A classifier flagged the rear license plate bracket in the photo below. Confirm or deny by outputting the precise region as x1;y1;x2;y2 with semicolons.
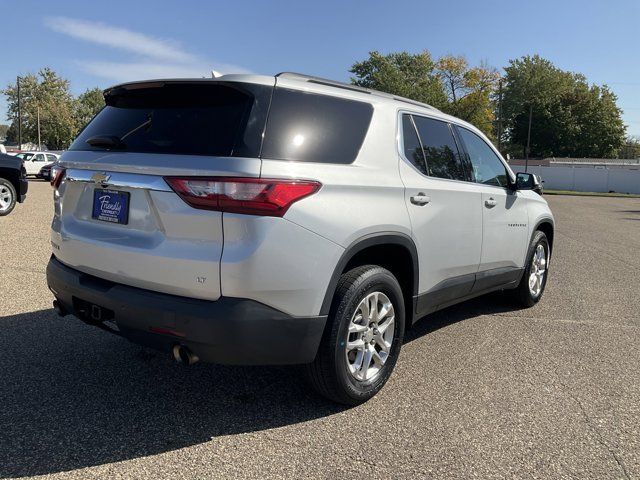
92;188;130;225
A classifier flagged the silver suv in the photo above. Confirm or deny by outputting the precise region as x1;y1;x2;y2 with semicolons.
47;73;554;405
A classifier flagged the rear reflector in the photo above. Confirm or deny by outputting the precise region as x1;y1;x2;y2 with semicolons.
164;177;321;217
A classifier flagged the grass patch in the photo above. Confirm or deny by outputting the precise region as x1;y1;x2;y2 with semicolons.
544;189;640;198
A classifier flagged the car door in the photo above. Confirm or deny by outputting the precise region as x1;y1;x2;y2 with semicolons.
454;125;529;291
398;113;483;316
26;153;45;174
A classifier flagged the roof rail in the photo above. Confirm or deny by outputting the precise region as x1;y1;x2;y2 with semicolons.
275;72;440;112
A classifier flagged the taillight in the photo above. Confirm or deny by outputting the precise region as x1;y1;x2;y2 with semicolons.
164;177;321;217
51;166;66;189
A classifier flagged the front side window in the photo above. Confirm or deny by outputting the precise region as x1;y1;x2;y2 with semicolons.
261;88;373;164
401;114;427;175
457;127;508;187
35;154;45;161
412;116;468;181
46;154;57;162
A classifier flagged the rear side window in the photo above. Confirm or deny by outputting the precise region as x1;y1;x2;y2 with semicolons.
70;82;272;158
401;114;427;175
412;116;469;181
261;88;373;164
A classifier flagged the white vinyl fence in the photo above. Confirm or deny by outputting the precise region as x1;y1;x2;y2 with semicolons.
523;165;640;194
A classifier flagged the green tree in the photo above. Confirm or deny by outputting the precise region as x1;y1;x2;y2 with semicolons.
617;136;640;159
501;55;625;158
436;55;499;138
350;51;448;108
0;124;8;142
75;87;105;129
3;68;77;150
350;51;499;137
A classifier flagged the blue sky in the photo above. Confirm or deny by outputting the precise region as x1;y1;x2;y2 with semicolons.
2;0;639;136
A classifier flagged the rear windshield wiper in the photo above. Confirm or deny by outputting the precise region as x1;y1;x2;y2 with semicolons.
85;135;125;149
85;114;153;150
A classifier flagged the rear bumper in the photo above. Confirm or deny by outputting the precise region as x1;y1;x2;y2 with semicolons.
46;256;327;365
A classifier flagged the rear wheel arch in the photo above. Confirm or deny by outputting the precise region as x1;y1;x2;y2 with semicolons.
320;233;418;320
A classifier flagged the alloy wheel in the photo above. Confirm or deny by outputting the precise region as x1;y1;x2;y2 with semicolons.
0;185;13;213
345;291;395;381
528;243;547;297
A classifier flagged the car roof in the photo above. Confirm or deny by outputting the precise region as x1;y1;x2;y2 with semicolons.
104;72;486;138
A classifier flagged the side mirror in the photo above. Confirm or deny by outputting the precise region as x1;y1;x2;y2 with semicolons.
516;172;543;195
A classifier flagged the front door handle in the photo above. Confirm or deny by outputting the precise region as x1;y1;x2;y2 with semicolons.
485;197;497;208
410;193;431;206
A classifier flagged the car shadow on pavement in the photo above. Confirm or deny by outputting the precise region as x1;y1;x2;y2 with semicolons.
0;308;345;478
405;291;519;343
0;296;517;477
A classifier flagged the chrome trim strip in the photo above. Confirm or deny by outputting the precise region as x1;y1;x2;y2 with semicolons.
64;169;172;192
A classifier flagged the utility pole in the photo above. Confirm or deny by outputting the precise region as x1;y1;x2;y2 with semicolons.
17;76;22;150
37;106;41;150
497;79;503;153
525;104;533;172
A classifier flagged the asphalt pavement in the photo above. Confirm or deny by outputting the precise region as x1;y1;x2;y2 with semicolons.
1;181;639;479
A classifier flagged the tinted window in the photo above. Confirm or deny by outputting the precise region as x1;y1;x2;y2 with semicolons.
457;127;508;187
70;82;271;158
412;116;468;181
401;115;427;175
261;88;373;164
46;154;57;162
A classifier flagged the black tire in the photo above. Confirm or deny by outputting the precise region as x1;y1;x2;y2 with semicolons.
306;265;405;405
0;177;17;216
510;231;550;307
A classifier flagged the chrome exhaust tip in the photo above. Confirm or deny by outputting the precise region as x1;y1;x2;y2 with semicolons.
172;345;199;366
53;300;67;317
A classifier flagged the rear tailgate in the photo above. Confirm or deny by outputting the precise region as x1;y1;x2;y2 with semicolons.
51;79;273;300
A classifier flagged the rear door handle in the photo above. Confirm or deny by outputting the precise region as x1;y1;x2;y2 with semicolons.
410;193;431;206
485;197;497;208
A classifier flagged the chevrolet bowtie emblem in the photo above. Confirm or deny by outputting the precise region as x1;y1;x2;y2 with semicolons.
91;172;111;184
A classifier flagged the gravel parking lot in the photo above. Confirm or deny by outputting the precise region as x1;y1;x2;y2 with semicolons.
1;181;639;479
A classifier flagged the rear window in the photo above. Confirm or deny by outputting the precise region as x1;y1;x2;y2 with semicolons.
70;82;272;157
261;88;373;164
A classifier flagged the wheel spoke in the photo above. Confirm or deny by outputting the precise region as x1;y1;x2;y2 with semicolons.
359;298;370;323
377;316;394;335
359;346;374;379
375;334;391;353
368;292;379;324
350;349;364;376
349;322;368;334
377;301;392;321
371;347;387;367
347;338;365;351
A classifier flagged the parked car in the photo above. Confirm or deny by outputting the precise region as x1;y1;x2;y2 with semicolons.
18;151;60;177
37;160;58;181
0;152;28;216
46;73;554;404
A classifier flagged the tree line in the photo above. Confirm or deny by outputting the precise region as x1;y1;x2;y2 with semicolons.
2;55;638;158
2;68;104;150
351;51;634;159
